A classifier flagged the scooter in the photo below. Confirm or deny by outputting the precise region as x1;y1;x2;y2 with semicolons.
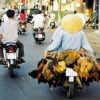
1;41;25;77
19;21;27;34
49;22;56;29
33;27;45;44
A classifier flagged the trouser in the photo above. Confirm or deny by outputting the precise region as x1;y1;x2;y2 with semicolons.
16;41;24;58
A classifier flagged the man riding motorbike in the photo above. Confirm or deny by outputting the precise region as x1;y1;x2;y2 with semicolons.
28;14;100;96
0;9;25;63
31;11;46;42
31;10;45;30
44;14;100;88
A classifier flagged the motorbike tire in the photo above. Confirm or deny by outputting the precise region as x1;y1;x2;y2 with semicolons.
67;83;74;98
9;67;14;78
38;41;42;44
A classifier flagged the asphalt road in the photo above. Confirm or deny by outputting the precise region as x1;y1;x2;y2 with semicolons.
0;24;100;100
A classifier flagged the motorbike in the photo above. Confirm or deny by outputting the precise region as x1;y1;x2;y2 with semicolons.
83;16;98;29
29;50;100;98
19;21;26;34
28;57;81;98
33;27;45;44
1;41;24;77
63;67;79;98
49;22;56;29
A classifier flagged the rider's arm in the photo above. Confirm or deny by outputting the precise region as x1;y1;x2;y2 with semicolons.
81;31;94;54
46;27;63;52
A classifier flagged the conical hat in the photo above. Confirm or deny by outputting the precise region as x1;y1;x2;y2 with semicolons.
61;14;83;33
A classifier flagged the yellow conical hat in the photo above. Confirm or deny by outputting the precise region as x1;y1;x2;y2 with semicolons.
61;14;83;33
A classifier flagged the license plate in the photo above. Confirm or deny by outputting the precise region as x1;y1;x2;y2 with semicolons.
69;77;74;82
7;53;16;59
38;34;42;38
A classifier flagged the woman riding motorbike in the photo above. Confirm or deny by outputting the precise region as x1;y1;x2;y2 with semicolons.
18;9;27;32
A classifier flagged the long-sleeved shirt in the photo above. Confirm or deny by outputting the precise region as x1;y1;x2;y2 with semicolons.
46;26;94;54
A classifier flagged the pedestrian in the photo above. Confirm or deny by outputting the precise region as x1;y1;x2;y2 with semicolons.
31;11;46;29
92;9;98;27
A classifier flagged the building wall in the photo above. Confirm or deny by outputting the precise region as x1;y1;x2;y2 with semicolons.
74;0;84;13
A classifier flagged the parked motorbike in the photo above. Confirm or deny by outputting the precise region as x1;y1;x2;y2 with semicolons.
33;27;45;44
49;22;56;29
1;41;24;77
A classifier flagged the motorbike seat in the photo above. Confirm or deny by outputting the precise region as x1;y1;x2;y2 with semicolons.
2;41;17;49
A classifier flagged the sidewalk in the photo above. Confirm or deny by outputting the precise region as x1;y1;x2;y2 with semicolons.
84;28;100;58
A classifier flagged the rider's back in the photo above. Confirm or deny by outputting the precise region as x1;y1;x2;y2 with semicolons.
32;14;45;28
19;13;26;21
1;19;18;42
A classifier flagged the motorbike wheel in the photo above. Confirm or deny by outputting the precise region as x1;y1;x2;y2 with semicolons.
18;30;21;35
67;83;74;98
38;41;41;44
9;67;14;78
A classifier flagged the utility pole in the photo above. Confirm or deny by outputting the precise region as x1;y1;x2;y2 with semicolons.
99;0;100;32
58;0;61;25
40;0;42;10
25;0;26;9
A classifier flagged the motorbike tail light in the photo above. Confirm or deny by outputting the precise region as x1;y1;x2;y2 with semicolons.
8;47;16;53
38;32;42;34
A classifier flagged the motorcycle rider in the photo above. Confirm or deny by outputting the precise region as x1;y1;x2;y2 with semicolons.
31;10;46;38
18;9;27;31
0;9;25;63
92;9;98;28
19;9;27;22
45;14;94;55
31;10;45;29
44;14;100;89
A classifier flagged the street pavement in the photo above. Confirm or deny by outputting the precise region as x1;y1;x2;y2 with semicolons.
0;24;100;100
84;28;100;57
